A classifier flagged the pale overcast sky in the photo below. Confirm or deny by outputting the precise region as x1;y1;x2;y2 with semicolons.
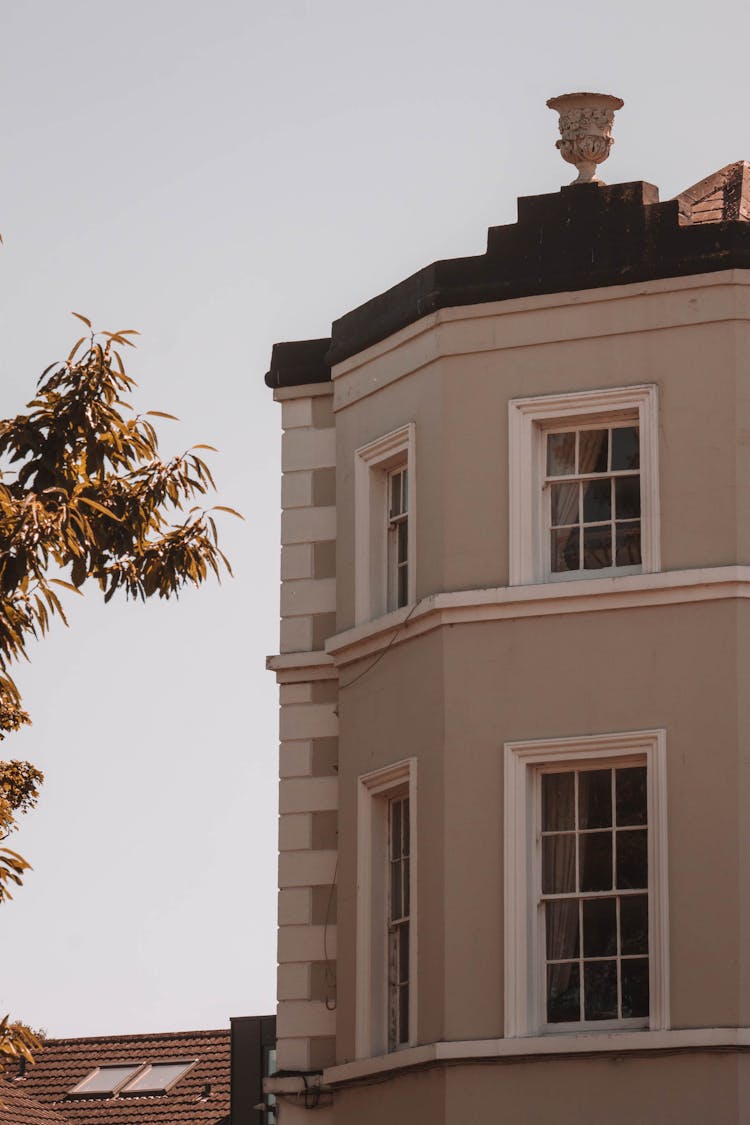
1;0;748;1037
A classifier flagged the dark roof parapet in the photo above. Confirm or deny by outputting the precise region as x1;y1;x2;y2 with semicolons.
328;182;688;368
266;176;750;384
265;338;331;389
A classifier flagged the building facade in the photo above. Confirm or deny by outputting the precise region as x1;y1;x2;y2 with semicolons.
265;144;750;1121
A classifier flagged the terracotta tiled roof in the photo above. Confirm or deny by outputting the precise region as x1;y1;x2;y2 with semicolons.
675;160;750;225
0;1083;67;1124
7;1029;231;1125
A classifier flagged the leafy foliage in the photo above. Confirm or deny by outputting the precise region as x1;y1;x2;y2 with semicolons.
0;760;43;905
0;321;237;1076
0;762;44;1077
0;760;43;824
0;1015;40;1070
0;318;237;740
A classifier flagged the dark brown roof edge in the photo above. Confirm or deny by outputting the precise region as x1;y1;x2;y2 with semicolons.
265;176;750;386
41;1028;231;1047
265;338;331;389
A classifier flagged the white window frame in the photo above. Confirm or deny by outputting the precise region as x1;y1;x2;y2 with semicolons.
354;424;416;624
356;758;418;1058
508;385;659;586
120;1060;198;1095
503;729;669;1039
70;1065;145;1097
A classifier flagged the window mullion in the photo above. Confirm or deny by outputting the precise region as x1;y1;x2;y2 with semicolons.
578;895;585;1022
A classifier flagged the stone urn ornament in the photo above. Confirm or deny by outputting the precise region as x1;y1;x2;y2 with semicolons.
547;92;624;185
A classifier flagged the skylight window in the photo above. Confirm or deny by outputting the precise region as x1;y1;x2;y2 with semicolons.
70;1065;142;1096
69;1059;196;1098
121;1061;195;1094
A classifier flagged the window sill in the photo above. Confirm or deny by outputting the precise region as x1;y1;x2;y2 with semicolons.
326;565;750;669
323;1027;750;1086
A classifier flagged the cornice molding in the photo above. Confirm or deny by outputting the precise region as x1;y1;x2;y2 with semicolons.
266;650;337;683
326;566;750;668
322;1027;750;1088
332;269;750;382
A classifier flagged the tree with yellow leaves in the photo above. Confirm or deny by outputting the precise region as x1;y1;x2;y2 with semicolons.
0;317;238;1073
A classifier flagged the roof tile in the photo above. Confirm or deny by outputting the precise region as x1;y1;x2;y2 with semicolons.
0;1084;68;1124
9;1029;231;1125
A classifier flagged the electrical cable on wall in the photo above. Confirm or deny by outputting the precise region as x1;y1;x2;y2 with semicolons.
338;601;420;692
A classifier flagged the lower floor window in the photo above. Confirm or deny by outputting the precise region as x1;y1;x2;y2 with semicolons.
503;730;669;1038
388;795;410;1049
541;765;649;1025
356;759;417;1058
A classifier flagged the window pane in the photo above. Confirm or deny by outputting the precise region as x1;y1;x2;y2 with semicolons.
612;425;640;470
547;962;580;1023
402;800;410;858
578;430;608;474
542;834;576;894
615;768;647;826
397;520;408;564
399;922;410;983
615;476;640;519
397;563;408;608
542;772;574;831
615;522;641;566
583;524;612;569
390;472;401;517
551;527;580;572
122;1063;194;1094
616;829;648;889
547;432;576;476
74;1067;142;1095
579;832;612;892
578;769;612;829
621;958;650;1018
399;985;409;1043
546;899;580;961
391;861;402;919
620;894;649;955
401;469;408;511
582;897;617;957
550;482;578;527
582;479;612;523
584;960;618;1020
391;801;401;857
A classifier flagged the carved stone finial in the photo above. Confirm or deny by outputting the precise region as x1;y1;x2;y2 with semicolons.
546;92;624;185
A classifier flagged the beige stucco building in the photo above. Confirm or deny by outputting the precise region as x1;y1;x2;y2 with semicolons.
264;149;750;1122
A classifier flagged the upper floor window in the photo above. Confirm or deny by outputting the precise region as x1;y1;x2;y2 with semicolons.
546;422;641;576
355;424;416;624
508;385;659;586
387;467;409;611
